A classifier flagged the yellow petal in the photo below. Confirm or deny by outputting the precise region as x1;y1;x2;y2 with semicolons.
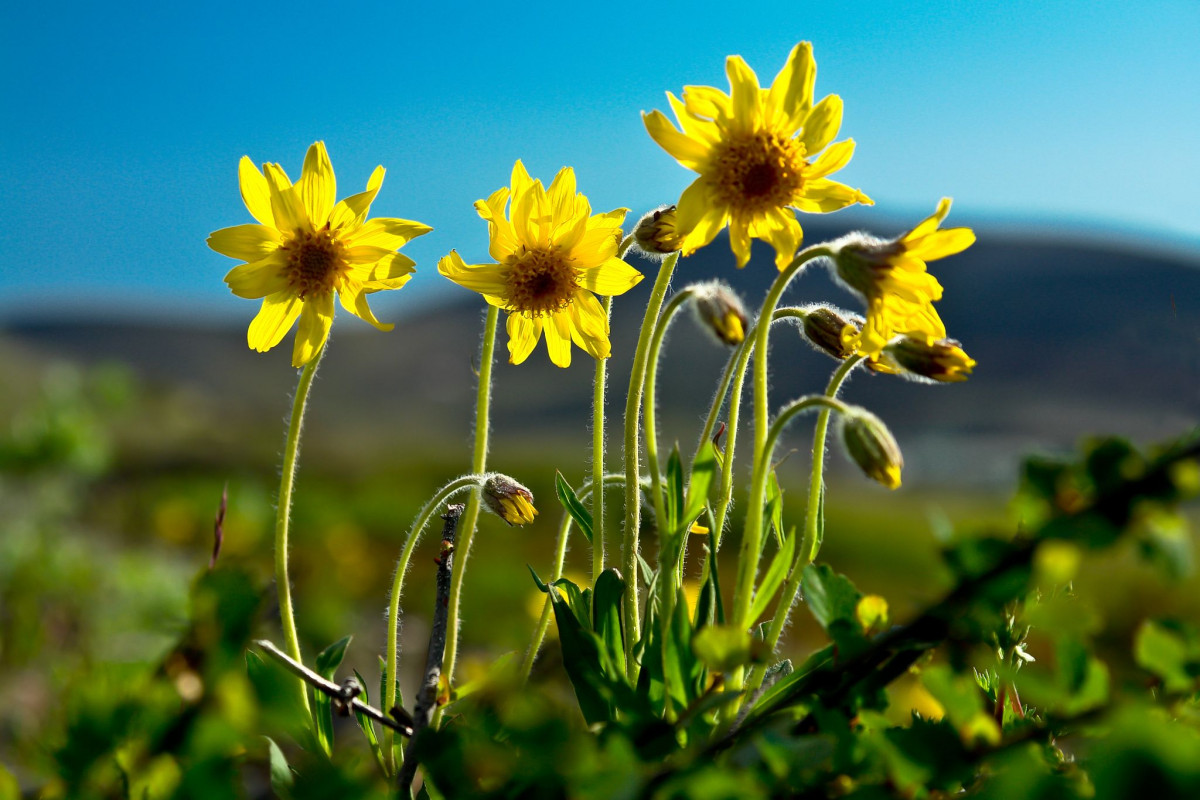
328;166;385;230
510;160;535;201
793;178;871;213
207;224;282;262
766;42;815;133
238;157;274;227
905;198;954;241
438;251;510;297
298;142;336;228
805;139;855;181
345;245;398;265
729;217;752;269
750;209;803;270
225;251;289;298
344;217;432;250
725;55;762;131
263;163;308;232
800;95;843;155
569;294;611;360
905;227;975;261
291;292;333;367
643;110;710;171
247;290;302;353
675;177;727;247
547;166;578;225
507;312;542;365
352;252;416;286
667;92;719;144
338;280;393;331
543;310;573;368
683;85;732;122
579;257;643;295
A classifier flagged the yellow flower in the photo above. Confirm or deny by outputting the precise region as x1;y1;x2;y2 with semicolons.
208;142;431;367
832;198;975;358
643;42;872;270
870;336;977;382
482;474;538;526
438;161;643;368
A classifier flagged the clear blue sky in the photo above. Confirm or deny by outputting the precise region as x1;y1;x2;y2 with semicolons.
1;0;1197;323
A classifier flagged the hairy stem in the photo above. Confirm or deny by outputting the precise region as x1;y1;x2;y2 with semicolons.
592;297;613;583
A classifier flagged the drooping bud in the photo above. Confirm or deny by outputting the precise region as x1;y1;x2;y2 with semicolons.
481;474;538;526
881;336;976;383
839;407;903;489
632;205;684;259
828;232;896;300
799;305;863;361
689;280;749;347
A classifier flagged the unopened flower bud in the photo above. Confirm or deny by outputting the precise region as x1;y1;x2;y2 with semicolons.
799;305;862;360
689;281;749;347
839;408;903;489
482;474;538;526
882;336;976;383
632;205;684;258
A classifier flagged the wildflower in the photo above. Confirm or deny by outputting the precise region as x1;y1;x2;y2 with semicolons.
482;474;538;526
438;161;643;367
839;407;903;489
632;205;685;258
798;304;863;361
873;336;976;382
643;42;872;270
689;281;748;346
831;198;975;358
208;142;430;367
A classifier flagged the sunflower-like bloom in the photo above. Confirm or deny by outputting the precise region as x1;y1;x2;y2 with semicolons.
832;198;976;359
438;161;643;367
208;142;431;367
643;42;872;270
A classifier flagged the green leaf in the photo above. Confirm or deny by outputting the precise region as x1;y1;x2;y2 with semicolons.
548;585;614;724
264;736;294;799
316;635;351;679
527;564;550;593
352;669;386;774
555;471;594;544
1135;619;1200;693
684;442;718;528
693;525;724;628
748;525;796;626
766;470;785;548
552;577;592;630
692;626;754;673
592;569;627;680
666;445;685;537
802;563;862;632
663;587;701;711
312;635;350;756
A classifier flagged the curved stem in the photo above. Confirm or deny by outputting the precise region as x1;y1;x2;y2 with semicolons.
441;305;499;689
383;474;484;774
622;251;679;677
592;297;613;583
645;287;697;545
746;356;863;692
521;473;628;680
274;344;324;719
733;247;833;632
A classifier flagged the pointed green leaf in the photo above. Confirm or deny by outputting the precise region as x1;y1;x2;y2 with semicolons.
592;568;627;680
684;442;719;527
666;445;685;536
548;586;614;724
692;625;755;673
316;635;352;679
749;526;797;626
802;563;862;632
766;470;785;548
352;669;385;774
265;736;294;799
555;471;594;544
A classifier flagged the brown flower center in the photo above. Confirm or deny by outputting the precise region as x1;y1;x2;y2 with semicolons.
282;228;347;298
505;248;579;316
710;132;806;216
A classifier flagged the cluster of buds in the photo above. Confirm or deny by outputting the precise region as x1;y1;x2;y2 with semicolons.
796;304;863;361
839;406;904;490
870;336;976;383
631;205;685;259
481;474;538;526
688;280;749;347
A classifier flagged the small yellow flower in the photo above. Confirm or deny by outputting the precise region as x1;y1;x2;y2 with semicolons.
832;198;975;359
872;336;976;382
644;42;872;270
208;142;431;367
438;161;643;367
482;474;538;526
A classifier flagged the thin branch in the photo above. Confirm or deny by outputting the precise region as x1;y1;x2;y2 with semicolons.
253;639;413;737
398;503;463;794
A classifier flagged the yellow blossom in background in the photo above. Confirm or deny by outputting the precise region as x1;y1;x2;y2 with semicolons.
643;42;872;270
208;142;431;367
832;198;976;359
438;161;643;367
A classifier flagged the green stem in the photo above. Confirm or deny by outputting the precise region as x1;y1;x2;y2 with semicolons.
746;355;863;692
592;297;613;583
274;344;324;720
622;251;679;678
733;247;833;633
383;474;485;775
441;305;499;689
644;288;697;549
521;474;628;680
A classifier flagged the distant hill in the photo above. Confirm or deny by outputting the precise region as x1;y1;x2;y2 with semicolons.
3;222;1198;488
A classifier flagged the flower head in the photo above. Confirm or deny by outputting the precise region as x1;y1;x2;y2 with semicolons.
798;304;863;361
438;161;643;368
689;280;749;347
631;205;685;259
832;198;975;359
644;42;872;270
870;336;976;382
839;407;904;490
482;474;538;526
208;142;431;367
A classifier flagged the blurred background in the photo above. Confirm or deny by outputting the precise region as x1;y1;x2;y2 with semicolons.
2;0;1198;778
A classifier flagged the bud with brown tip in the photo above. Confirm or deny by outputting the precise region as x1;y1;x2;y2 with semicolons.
481;474;538;526
839;407;903;489
689;280;749;347
632;205;685;259
799;305;863;361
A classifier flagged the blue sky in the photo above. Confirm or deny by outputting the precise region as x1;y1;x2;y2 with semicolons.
1;0;1197;323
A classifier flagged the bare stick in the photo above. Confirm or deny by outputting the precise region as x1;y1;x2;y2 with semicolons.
397;503;463;795
253;638;413;737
